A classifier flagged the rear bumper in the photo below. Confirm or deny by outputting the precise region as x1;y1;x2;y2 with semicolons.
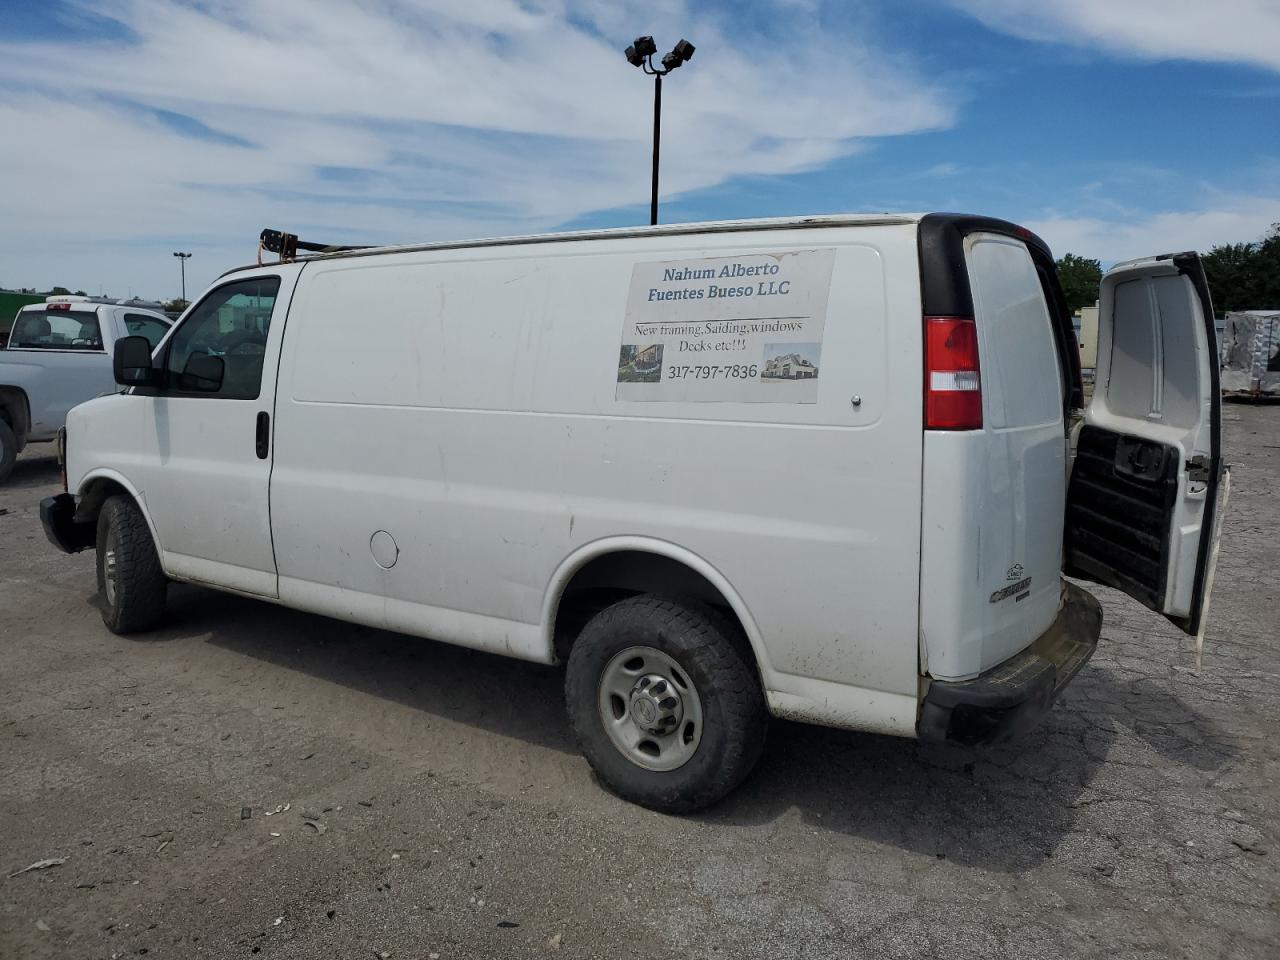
919;581;1102;745
40;493;95;554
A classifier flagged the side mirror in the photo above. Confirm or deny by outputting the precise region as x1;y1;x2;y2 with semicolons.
178;352;225;392
113;335;157;387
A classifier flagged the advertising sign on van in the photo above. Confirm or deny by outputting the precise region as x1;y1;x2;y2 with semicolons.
616;248;836;403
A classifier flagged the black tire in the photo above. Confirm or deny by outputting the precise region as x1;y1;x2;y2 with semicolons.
0;418;16;484
96;494;167;634
565;594;767;813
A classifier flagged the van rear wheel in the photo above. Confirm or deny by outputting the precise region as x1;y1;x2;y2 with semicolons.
565;595;766;813
96;494;167;634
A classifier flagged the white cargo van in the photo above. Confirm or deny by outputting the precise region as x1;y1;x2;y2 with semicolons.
41;214;1224;812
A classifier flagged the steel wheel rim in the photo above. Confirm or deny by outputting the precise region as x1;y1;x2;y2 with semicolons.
598;645;703;772
103;542;118;606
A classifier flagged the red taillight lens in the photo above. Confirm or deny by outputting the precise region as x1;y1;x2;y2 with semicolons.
924;315;982;430
48;302;71;311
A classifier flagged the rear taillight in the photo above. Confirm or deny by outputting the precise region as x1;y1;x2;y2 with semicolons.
924;315;982;430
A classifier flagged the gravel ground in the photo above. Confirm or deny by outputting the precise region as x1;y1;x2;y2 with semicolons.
1;405;1277;960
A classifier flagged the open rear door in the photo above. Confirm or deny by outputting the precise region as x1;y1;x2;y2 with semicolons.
1065;252;1224;635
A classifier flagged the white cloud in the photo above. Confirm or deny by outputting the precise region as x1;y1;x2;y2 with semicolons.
946;0;1280;71
1027;195;1280;265
0;0;955;297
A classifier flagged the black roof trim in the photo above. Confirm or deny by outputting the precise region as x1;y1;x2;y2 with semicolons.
918;212;1082;412
917;213;1053;317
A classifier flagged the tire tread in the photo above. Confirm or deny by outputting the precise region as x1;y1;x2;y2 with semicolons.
565;594;767;813
0;418;16;484
97;495;167;634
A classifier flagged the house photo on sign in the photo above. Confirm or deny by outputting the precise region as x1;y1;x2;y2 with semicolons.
761;342;821;381
615;248;836;403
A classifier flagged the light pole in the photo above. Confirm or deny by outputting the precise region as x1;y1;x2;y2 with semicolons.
624;36;695;225
172;251;192;305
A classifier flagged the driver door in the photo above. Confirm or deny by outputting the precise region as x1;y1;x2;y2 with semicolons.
1065;252;1224;635
134;269;300;597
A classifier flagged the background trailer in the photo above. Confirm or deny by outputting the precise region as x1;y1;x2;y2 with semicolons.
1220;310;1280;399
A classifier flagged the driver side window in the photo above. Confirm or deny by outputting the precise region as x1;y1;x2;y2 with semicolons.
165;277;280;400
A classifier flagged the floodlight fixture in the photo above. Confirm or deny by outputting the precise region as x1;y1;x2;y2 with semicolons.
172;251;193;303
621;33;696;225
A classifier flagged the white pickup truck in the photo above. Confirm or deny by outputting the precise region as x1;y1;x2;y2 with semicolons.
0;296;171;482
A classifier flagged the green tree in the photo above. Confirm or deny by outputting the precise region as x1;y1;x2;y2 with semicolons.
1255;224;1280;306
1056;253;1103;313
48;286;71;296
1202;242;1259;313
1202;223;1280;313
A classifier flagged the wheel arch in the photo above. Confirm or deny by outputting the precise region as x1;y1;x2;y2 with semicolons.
75;470;165;558
541;537;772;685
0;385;32;445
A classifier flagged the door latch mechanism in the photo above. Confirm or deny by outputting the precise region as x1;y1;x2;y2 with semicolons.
1185;455;1211;483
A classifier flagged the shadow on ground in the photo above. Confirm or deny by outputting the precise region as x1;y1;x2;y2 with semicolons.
158;583;1235;873
4;452;60;491
174;584;574;754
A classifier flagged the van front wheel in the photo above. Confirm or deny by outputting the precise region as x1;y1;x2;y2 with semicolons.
565;595;766;813
96;494;167;634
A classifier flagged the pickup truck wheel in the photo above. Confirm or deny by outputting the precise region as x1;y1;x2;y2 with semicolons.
0;419;16;483
565;595;767;813
96;495;167;634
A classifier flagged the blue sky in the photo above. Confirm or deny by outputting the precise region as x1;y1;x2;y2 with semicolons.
1;0;1277;299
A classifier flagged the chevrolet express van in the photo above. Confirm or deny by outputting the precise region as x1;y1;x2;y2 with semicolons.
41;214;1224;812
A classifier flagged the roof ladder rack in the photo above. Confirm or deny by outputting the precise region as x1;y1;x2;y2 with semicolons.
258;229;371;263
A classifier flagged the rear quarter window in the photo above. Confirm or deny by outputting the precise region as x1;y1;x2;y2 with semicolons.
124;313;171;348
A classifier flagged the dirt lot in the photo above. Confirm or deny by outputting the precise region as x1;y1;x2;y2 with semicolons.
2;406;1278;960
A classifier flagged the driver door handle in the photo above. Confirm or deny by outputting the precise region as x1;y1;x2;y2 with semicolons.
255;411;270;459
